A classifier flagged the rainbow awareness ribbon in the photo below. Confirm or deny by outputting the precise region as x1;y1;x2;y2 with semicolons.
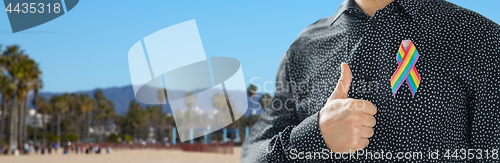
390;40;421;97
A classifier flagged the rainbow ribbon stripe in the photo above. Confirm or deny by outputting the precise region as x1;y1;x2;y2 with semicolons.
390;40;421;97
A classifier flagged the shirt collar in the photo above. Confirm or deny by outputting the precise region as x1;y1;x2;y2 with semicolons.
330;0;422;26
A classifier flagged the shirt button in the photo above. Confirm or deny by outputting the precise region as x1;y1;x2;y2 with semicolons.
371;20;377;27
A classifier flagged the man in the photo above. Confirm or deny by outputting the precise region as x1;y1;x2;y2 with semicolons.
242;0;500;162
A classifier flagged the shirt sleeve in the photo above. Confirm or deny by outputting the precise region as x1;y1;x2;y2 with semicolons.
241;50;331;163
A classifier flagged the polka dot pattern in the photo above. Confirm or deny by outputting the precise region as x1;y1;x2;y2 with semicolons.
242;0;500;162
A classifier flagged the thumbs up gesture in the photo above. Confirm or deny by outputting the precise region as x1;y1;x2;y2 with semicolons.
319;63;377;153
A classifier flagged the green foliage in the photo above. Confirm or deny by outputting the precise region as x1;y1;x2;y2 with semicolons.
46;133;56;142
123;134;133;142
63;134;78;142
122;101;145;139
106;133;120;143
27;125;42;141
247;84;257;97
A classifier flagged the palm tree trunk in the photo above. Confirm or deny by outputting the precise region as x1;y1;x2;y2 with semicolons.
18;98;26;153
57;113;61;145
96;119;100;142
42;113;46;143
75;114;80;143
8;96;18;154
33;91;39;144
17;100;23;151
99;119;104;142
33;113;38;144
23;95;29;146
159;105;164;143
0;97;6;142
134;129;137;141
87;111;91;141
33;97;38;144
81;114;85;142
18;96;28;153
51;114;56;138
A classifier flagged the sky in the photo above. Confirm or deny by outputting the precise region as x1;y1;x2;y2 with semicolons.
0;0;498;94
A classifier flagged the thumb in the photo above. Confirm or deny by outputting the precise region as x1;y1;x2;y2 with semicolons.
329;63;352;100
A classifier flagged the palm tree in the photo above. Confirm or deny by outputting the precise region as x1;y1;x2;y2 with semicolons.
35;96;50;144
182;91;197;138
17;56;41;149
93;91;105;132
95;101;115;142
63;93;77;141
93;90;109;142
247;84;258;111
212;92;230;126
50;95;68;145
0;45;42;153
2;45;25;153
0;75;14;143
101;100;115;142
247;84;257;97
0;45;43;153
77;94;95;142
93;90;116;142
31;79;43;144
157;88;167;143
125;101;144;140
0;77;5;141
144;106;160;142
259;93;271;111
0;52;4;139
75;95;86;141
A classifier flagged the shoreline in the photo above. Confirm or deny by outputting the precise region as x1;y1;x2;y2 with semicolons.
0;147;241;163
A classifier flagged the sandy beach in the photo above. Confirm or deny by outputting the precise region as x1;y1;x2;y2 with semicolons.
0;147;241;163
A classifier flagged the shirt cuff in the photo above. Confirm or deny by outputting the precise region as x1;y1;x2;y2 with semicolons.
289;112;330;154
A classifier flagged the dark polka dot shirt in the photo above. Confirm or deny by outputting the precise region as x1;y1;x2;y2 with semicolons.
242;0;500;162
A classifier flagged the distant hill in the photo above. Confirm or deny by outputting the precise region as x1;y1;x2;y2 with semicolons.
37;85;263;116
39;85;138;115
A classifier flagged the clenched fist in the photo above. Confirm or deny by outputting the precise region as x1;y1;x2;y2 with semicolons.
319;63;377;153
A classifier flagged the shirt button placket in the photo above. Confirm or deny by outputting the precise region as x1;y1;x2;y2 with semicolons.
365;17;378;82
370;18;377;28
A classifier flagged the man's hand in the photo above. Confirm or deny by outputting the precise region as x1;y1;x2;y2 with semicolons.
318;63;377;153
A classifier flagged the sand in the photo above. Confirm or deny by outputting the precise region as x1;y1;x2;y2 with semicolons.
0;147;241;163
